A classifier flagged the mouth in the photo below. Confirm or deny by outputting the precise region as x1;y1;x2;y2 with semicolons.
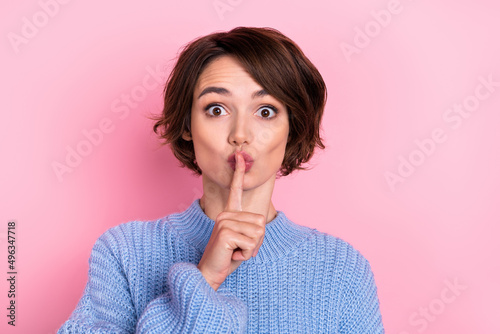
227;151;254;172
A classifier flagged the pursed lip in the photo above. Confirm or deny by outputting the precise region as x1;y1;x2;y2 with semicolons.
227;151;254;163
227;151;254;172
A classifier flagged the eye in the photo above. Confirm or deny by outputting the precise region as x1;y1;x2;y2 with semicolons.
256;105;278;119
205;104;228;117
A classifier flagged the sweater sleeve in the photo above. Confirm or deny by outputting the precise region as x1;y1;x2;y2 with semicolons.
136;262;247;333
58;226;247;334
57;230;137;334
338;249;385;334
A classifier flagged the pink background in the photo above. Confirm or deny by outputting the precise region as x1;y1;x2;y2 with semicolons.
2;0;499;333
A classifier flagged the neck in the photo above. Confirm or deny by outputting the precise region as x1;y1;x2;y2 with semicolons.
199;173;278;223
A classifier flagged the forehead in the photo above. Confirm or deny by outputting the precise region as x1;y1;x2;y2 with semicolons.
194;55;261;92
191;55;288;113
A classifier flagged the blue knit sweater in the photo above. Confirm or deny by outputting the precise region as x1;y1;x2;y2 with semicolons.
58;199;384;333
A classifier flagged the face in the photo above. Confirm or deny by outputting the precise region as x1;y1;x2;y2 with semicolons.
183;55;290;193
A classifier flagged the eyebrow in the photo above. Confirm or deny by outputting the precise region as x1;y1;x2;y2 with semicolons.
197;86;269;99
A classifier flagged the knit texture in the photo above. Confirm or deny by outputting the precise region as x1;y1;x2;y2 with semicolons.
58;199;384;333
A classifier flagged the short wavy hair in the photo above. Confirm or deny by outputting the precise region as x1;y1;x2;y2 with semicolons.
153;26;327;177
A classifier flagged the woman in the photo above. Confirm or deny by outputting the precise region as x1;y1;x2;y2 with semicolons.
59;26;384;333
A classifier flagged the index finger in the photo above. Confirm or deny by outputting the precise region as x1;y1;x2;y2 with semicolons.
225;150;244;212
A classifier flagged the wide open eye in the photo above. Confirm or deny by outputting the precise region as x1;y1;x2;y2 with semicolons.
205;104;228;117
255;105;278;119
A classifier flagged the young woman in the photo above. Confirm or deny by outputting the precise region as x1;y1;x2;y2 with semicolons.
59;27;384;333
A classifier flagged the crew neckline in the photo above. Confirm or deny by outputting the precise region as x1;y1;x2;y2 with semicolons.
167;199;312;263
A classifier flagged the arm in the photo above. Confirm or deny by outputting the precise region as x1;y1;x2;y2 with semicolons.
338;251;385;334
57;230;137;334
136;262;247;333
58;227;248;334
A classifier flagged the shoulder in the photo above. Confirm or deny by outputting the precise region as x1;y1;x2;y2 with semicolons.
296;225;374;275
90;214;178;260
85;214;185;277
96;218;163;245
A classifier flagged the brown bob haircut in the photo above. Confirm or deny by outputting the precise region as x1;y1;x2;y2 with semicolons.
153;26;327;177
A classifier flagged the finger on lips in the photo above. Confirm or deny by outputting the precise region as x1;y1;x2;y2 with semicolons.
220;150;266;260
225;150;244;212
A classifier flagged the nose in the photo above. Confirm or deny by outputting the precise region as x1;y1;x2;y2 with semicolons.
228;111;252;147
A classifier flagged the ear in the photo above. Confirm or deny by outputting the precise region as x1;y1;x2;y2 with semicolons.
182;130;192;141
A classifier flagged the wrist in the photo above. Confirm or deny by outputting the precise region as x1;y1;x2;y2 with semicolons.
197;264;221;291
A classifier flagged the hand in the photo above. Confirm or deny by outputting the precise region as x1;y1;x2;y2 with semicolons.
197;151;266;291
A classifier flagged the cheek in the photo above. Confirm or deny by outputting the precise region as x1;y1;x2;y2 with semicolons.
191;117;217;150
255;118;288;146
190;124;226;167
255;127;288;168
272;127;288;151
